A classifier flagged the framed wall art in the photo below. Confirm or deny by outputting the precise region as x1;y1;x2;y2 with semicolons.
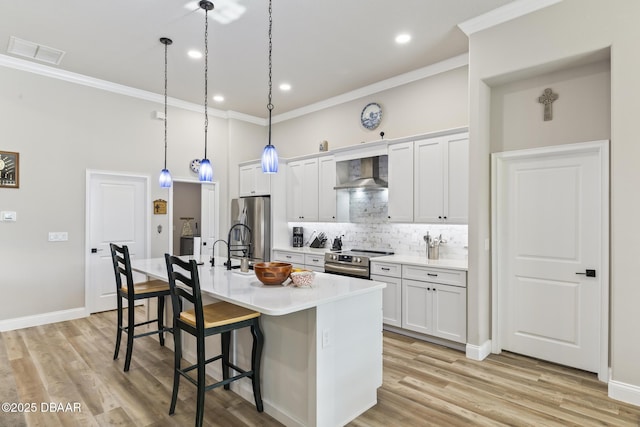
0;151;19;189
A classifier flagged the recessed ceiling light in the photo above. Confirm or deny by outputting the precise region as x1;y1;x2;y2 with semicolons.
395;33;411;44
188;50;202;59
213;95;224;102
279;83;291;91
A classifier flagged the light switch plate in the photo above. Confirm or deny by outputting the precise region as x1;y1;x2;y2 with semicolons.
1;211;17;221
48;232;69;242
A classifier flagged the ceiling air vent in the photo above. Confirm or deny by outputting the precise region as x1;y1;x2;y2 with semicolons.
7;36;66;65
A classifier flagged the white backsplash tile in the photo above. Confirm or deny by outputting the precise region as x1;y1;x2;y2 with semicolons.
290;222;468;260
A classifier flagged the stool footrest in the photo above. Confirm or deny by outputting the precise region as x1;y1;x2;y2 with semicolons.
176;367;254;392
181;354;223;374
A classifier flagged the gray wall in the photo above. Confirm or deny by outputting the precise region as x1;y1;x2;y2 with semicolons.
0;65;229;321
468;0;640;394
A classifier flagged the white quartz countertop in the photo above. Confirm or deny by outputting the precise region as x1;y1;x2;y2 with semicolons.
130;258;385;316
272;246;332;254
371;255;468;271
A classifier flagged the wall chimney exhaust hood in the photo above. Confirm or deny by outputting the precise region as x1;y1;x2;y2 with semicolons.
334;156;388;190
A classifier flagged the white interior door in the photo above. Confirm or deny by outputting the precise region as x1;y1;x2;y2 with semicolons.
493;141;608;377
200;183;218;258
86;172;148;313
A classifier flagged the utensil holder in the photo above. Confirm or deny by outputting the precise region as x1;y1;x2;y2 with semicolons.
428;245;439;260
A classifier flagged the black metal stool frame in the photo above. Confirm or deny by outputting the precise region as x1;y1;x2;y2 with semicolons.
165;254;264;427
110;243;172;372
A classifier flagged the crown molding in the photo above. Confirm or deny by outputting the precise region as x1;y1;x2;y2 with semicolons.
227;110;267;126
0;53;229;119
458;0;563;36
1;51;468;126
272;53;469;123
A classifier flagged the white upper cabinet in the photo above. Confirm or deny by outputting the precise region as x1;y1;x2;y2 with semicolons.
414;133;468;224
444;134;469;224
239;162;271;196
287;157;319;221
318;155;337;222
387;141;414;223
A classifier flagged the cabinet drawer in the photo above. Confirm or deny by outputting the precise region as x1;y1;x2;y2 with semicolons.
371;262;402;278
304;254;325;268
272;251;305;265
402;265;466;287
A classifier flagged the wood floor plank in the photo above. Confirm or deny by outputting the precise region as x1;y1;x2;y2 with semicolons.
3;312;640;426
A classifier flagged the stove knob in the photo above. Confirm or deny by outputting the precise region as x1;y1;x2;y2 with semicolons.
331;254;337;260
355;257;361;263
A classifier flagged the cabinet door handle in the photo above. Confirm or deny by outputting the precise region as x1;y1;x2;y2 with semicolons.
285;255;292;259
381;267;390;271
427;273;438;277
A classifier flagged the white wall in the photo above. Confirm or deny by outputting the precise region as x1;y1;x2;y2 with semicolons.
468;0;640;397
273;66;469;158
490;59;611;152
0;65;229;321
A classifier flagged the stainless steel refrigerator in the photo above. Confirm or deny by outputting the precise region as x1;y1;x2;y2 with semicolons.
230;196;271;265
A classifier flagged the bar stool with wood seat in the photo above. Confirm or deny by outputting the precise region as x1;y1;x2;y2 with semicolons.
110;243;172;372
164;254;264;427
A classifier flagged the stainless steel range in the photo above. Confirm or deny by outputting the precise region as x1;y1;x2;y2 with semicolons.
324;249;394;279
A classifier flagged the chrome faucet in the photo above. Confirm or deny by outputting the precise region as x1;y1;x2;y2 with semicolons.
227;223;252;270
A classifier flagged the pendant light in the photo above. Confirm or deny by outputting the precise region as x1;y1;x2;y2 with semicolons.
198;0;214;182
261;0;278;173
159;37;173;188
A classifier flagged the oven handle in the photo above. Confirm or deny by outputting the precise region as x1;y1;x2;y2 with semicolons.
324;263;369;276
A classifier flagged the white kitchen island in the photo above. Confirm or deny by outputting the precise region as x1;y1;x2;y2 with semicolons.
130;258;385;427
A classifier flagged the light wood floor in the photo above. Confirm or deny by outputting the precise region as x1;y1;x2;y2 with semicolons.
1;308;639;427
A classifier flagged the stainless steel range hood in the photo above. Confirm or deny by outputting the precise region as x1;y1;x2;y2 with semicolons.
334;156;388;190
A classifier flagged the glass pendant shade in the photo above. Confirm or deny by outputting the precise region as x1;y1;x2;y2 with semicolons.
199;158;213;182
159;37;173;188
159;168;172;188
261;144;278;173
260;0;279;173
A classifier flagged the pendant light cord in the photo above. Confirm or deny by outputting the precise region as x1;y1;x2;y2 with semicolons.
163;40;168;169
204;5;210;159
267;0;273;145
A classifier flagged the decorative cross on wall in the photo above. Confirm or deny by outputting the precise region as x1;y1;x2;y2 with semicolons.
538;88;559;121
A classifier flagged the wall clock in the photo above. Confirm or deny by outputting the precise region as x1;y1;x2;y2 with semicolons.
190;158;201;173
360;102;382;130
0;150;19;189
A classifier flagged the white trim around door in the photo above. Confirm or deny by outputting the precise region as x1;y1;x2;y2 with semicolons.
491;140;609;381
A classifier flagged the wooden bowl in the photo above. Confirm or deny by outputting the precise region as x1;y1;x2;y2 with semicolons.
253;262;292;286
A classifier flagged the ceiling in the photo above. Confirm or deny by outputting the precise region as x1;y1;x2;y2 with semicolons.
0;0;516;119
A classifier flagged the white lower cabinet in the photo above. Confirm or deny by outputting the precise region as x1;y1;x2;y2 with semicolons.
372;261;467;344
272;250;305;269
402;279;466;343
304;253;325;272
272;250;325;272
371;261;402;327
372;274;402;327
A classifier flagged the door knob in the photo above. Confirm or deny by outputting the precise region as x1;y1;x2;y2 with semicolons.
575;269;596;277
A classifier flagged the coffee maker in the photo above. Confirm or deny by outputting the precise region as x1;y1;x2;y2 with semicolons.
292;227;304;247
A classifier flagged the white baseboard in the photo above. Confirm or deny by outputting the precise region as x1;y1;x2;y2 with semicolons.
609;379;640;407
466;339;492;361
0;307;88;332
